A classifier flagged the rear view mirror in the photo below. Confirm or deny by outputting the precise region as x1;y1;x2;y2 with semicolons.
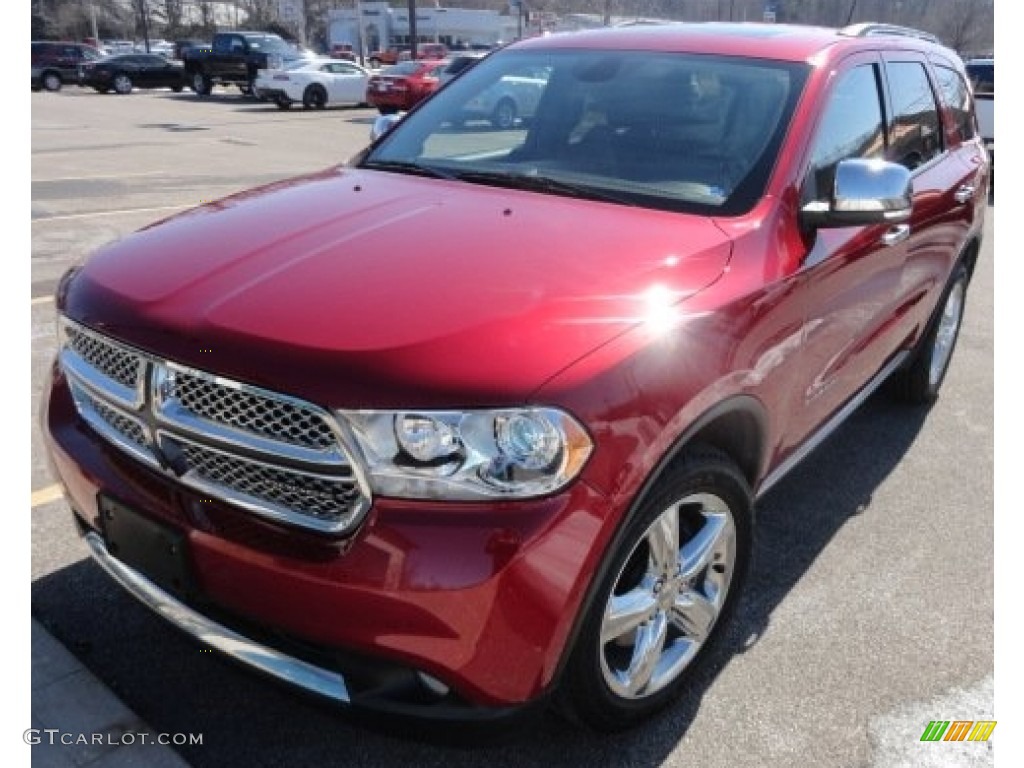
801;158;912;228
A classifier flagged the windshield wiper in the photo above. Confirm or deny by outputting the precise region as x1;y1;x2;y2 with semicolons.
452;169;635;206
361;159;458;180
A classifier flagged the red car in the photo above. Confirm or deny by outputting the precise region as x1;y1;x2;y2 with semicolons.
43;22;988;732
365;59;447;114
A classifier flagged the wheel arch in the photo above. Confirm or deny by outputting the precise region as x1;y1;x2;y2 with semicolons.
548;394;767;695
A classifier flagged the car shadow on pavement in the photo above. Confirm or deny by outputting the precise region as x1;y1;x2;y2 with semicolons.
31;389;929;767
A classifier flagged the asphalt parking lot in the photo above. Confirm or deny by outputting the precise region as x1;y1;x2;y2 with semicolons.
31;87;995;767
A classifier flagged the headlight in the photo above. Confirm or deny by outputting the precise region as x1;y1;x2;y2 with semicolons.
336;407;592;500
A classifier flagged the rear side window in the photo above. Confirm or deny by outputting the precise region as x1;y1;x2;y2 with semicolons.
933;65;975;144
803;64;885;204
885;62;942;170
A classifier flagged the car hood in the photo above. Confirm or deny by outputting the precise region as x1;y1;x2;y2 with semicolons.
61;166;732;408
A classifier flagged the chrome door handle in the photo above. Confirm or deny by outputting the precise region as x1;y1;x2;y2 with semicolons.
954;185;975;204
881;224;911;246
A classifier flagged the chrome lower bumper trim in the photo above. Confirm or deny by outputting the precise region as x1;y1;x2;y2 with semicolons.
83;531;351;704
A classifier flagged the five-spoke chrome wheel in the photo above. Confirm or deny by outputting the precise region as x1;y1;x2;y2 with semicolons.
560;447;751;732
928;278;965;391
600;492;736;699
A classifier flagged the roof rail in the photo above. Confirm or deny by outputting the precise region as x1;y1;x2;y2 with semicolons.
839;23;941;45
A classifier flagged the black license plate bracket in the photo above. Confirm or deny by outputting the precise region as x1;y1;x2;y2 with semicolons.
99;495;194;599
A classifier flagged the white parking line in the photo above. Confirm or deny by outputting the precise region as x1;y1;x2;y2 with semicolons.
32;171;167;183
31;484;65;508
31;296;54;306
32;204;190;224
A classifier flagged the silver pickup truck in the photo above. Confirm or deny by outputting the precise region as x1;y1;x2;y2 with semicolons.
966;58;993;160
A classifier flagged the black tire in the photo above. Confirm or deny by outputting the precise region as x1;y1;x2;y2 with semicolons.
559;446;752;732
112;73;133;95
275;96;293;110
377;105;398;116
303;84;327;110
171;85;183;93
892;262;969;404
42;71;62;92
191;72;211;96
492;97;517;130
94;87;109;94
369;57;381;69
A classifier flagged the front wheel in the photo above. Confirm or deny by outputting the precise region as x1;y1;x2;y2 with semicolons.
113;74;133;95
559;447;751;731
892;262;969;404
275;95;293;110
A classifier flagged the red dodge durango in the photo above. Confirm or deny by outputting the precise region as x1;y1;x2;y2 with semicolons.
43;22;989;732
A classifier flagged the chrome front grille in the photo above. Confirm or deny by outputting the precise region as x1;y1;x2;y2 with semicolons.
168;370;336;450
177;440;362;523
64;323;143;391
58;318;370;535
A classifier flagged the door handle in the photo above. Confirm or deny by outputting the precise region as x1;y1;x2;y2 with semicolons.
954;185;975;204
881;224;910;247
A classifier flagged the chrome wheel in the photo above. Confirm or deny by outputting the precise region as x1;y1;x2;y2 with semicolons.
928;278;965;390
599;492;736;700
43;72;62;92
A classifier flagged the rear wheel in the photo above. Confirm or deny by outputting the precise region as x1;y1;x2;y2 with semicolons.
275;95;293;110
303;84;327;109
113;74;133;95
559;447;751;731
191;72;211;95
892;262;969;404
492;97;517;129
42;71;62;92
377;105;398;115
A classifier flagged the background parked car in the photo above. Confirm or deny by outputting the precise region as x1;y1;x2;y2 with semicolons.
31;41;104;91
79;54;186;95
437;51;489;86
330;43;357;62
456;65;549;128
255;58;370;110
417;42;449;60
365;59;447;114
367;47;407;68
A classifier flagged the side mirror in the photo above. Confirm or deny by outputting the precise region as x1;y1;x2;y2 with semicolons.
370;113;403;142
801;158;912;229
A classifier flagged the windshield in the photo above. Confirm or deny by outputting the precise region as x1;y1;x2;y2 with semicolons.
245;35;292;54
363;49;808;215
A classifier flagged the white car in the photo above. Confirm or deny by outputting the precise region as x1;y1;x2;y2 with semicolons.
255;58;371;110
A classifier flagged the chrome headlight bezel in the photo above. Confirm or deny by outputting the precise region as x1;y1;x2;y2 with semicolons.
335;407;593;501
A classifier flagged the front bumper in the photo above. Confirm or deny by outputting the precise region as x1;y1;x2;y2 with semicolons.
256;87;289;102
43;363;615;713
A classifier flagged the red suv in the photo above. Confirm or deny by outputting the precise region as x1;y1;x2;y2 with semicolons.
43;22;988;732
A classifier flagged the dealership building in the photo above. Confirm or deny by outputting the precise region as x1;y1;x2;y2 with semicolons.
327;2;532;53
